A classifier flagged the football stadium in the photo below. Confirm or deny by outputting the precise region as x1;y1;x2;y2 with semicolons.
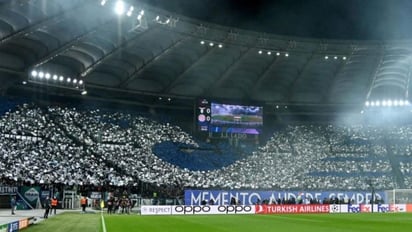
1;0;412;231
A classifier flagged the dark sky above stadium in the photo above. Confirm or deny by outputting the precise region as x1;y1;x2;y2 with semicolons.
141;0;412;40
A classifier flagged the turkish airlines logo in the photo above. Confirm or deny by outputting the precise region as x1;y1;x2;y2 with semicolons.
255;205;266;214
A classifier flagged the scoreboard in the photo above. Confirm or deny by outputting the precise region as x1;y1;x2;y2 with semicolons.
196;98;211;132
196;98;263;136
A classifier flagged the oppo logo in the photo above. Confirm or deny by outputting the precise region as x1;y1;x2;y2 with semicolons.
174;206;211;214
217;205;252;213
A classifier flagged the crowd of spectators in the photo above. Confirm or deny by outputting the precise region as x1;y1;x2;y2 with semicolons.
1;103;412;197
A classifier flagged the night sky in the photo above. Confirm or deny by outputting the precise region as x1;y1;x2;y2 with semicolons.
140;0;412;40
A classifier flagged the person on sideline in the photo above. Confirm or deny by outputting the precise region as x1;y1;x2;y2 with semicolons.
50;196;58;215
80;196;87;213
10;195;16;215
43;196;51;219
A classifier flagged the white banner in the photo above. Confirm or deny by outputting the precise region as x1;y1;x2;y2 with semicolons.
141;206;172;215
141;205;256;215
141;204;408;215
171;205;224;215
329;205;341;213
329;204;407;213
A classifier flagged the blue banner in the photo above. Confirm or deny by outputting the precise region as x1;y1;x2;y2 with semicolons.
7;221;18;232
184;190;386;205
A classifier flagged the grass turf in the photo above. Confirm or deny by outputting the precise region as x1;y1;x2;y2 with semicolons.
24;212;412;232
24;212;101;232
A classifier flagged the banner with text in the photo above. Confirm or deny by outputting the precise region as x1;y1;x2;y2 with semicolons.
141;204;412;215
0;186;18;195
184;190;386;205
255;204;330;214
141;205;255;215
329;204;407;213
20;186;40;208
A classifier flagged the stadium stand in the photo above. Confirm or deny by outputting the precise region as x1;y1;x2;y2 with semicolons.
1;101;412;198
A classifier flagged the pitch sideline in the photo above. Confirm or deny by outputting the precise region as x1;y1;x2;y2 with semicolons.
101;211;107;232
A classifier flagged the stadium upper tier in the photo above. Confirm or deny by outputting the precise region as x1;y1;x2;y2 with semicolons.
0;0;411;110
1;101;412;191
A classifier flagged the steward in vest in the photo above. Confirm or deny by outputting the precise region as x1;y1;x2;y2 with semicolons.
51;197;58;215
81;197;87;213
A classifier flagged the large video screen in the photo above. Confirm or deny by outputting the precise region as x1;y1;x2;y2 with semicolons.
210;103;263;134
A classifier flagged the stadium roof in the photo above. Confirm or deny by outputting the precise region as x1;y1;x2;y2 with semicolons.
141;0;412;41
0;0;411;112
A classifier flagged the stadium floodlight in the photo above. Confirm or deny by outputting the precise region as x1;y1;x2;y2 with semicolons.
22;81;27;85
406;100;411;106
137;14;142;20
334;56;338;60
101;0;107;6
140;10;144;15
38;71;44;78
218;44;223;48
79;80;83;85
67;77;71;83
394;100;399;106
388;100;393;107
114;0;125;15
155;15;160;21
365;101;370;107
59;76;64;82
53;75;58;81
200;40;205;45
45;73;51;80
399;100;405;106
166;19;170;24
209;42;214;47
81;90;87;95
382;100;387;107
267;51;271;55
285;53;289;57
343;56;347;60
376;101;381;106
371;101;376;107
276;52;280;56
127;11;132;17
31;70;38;77
325;56;329;60
258;50;263;54
73;79;78;84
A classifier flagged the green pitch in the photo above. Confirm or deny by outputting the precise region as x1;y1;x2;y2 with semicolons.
24;212;412;232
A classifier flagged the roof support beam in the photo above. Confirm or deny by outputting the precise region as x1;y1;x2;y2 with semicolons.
0;0;88;45
249;55;281;94
80;26;154;79
160;39;230;93
201;47;251;96
286;53;315;102
118;35;188;88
